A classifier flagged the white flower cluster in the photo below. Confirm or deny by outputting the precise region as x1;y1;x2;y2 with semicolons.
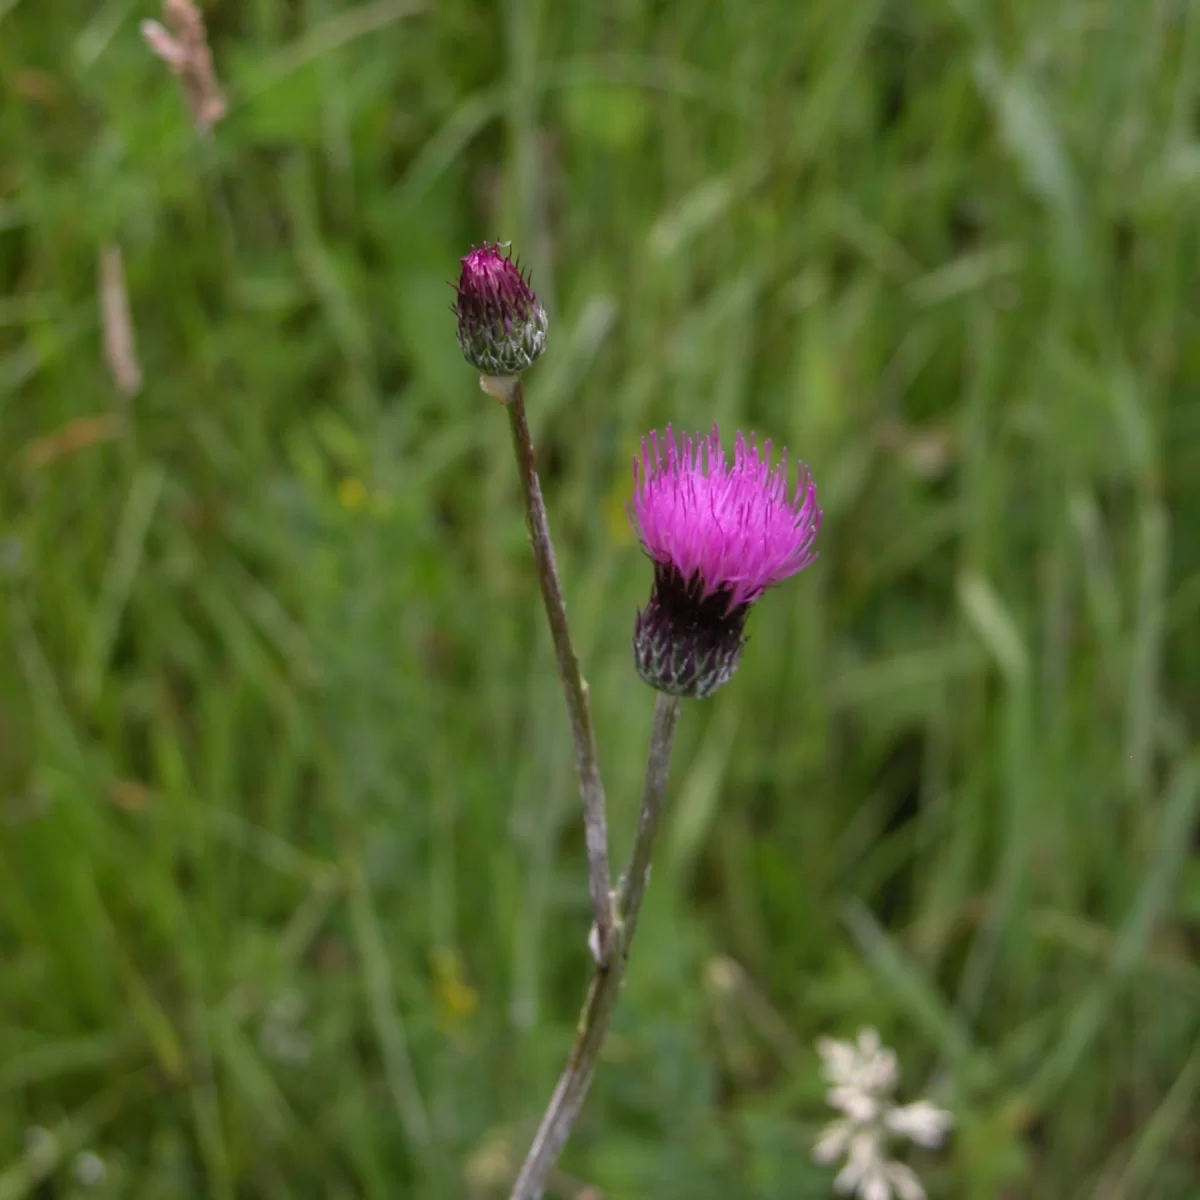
813;1028;952;1200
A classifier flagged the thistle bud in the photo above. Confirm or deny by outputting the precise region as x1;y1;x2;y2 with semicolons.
453;243;548;381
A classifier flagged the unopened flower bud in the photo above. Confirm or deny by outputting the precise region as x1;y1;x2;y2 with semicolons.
453;243;547;381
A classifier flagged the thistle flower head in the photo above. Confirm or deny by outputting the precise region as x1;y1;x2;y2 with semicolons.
453;243;548;380
813;1028;953;1200
627;424;821;699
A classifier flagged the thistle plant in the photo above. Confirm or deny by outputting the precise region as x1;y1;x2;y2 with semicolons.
452;242;822;1199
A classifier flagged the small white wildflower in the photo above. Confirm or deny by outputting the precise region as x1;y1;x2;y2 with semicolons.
23;1125;57;1168
885;1162;927;1200
860;1167;891;1200
813;1119;853;1165
73;1150;107;1188
818;1028;898;1095
885;1100;954;1148
834;1130;885;1195
828;1086;880;1123
813;1028;952;1200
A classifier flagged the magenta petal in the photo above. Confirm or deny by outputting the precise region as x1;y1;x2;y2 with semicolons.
628;424;822;611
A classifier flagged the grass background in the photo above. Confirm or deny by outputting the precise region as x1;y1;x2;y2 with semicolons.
3;0;1200;1196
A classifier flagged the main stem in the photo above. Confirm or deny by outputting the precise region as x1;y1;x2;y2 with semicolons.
510;691;683;1200
504;381;615;964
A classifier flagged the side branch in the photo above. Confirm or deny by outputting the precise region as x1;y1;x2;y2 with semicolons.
510;692;683;1200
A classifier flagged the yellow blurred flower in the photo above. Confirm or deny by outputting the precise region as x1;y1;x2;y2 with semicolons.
464;1132;512;1193
430;946;479;1033
337;476;368;511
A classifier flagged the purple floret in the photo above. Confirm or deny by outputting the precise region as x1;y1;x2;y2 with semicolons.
630;424;821;611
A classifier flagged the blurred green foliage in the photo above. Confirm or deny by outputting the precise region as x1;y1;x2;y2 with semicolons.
2;0;1200;1196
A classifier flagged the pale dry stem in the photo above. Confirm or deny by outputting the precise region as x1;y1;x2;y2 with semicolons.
99;244;142;398
141;0;227;132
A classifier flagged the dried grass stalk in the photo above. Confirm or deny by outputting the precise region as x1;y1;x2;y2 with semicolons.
99;244;142;398
141;0;226;132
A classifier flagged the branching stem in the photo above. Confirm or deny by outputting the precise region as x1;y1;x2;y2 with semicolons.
510;692;683;1200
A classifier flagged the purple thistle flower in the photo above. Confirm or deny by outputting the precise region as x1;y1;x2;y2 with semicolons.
628;424;822;698
453;243;548;379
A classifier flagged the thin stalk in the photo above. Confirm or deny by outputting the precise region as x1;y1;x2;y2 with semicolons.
504;381;615;964
613;691;681;949
510;692;683;1200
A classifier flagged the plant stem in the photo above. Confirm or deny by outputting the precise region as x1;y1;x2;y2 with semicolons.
504;381;615;965
510;692;683;1200
613;691;681;950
